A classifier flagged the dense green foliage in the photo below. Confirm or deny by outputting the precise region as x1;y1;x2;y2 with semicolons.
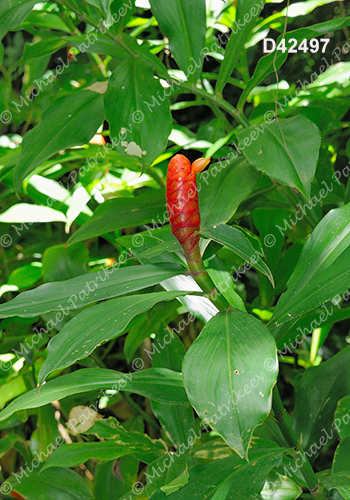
1;0;350;499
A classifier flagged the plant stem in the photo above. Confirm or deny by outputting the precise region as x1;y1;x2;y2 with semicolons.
185;244;229;311
122;392;160;431
58;0;249;129
272;387;326;500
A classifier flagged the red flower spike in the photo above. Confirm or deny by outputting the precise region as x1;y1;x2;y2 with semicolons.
166;154;229;310
166;154;210;256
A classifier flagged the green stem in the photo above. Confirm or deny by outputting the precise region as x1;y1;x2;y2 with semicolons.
122;392;160;431
58;0;249;129
185;244;229;311
272;387;326;500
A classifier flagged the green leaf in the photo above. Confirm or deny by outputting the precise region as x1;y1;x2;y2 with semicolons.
161;274;218;323
104;58;172;168
182;310;278;458
203;247;246;311
160;466;190;495
200;224;274;285
269;203;350;344
87;417;162;450
20;10;71;32
238;17;350;108
293;346;350;457
0;263;183;318
322;472;350;500
22;37;67;62
149;0;206;83
151;330;195;449
282;0;339;18
85;0;112;15
0;203;67;223
0;368;189;422
198;157;260;227
334;395;350;440
261;472;302;500
68;189;166;245
0;376;27;410
146;454;194;498
216;0;266;94
0;0;37;41
66;34;128;61
237;116;321;198
332;437;350;474
122;33;168;77
42;437;164;470
93;456;138;500
7;467;93;500
39;291;191;383
42;243;89;282
0;433;21;458
124;300;179;362
149;450;283;500
7;263;42;290
14;90;104;191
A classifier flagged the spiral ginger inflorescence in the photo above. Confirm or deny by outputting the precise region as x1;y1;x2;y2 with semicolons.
166;154;210;257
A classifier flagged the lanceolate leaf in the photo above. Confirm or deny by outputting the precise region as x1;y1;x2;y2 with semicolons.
104;58;172;168
201;224;274;285
0;264;184;318
39;291;191;383
0;0;38;41
237;115;321;198
269;203;350;343
14;90;104;191
182;310;278;458
149;0;206;83
42;438;164;470
0;368;189;422
216;0;266;94
293;346;350;457
68;189;166;245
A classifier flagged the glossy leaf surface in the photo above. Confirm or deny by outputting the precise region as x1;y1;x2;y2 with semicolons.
237;116;321;198
0;264;183;318
39;291;191;383
0;368;189;422
182;310;278;458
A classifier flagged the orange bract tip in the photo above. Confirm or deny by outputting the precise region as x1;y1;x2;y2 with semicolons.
191;157;211;174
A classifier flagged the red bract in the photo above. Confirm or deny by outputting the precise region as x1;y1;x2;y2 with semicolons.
166;154;210;255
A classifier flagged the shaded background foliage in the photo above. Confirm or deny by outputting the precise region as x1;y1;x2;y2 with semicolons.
0;0;350;499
